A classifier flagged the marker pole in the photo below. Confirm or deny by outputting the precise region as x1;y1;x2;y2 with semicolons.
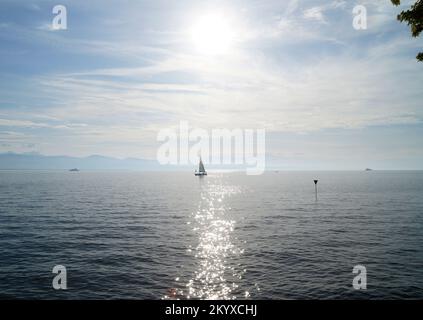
314;179;318;201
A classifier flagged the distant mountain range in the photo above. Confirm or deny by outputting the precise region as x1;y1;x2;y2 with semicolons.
0;152;270;171
0;152;164;170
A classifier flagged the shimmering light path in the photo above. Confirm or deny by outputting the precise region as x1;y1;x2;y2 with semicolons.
164;175;247;300
187;176;245;299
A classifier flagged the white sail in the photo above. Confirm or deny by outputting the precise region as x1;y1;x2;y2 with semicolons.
199;159;205;173
195;157;207;176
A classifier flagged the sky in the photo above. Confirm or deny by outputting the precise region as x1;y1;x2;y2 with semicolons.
0;0;422;170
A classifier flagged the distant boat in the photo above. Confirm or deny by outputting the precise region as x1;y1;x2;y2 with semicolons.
69;168;79;172
365;168;373;171
194;158;207;176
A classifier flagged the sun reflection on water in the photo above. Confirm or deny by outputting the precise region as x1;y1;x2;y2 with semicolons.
188;178;244;299
164;175;246;300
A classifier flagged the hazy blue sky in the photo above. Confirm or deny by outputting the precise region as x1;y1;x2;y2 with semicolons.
0;0;422;169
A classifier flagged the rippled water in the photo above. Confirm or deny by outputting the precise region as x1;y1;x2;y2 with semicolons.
0;171;422;299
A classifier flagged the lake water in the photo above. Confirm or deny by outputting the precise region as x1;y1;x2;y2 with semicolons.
0;171;422;299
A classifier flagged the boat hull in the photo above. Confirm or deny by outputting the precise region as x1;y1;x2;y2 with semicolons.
195;172;207;176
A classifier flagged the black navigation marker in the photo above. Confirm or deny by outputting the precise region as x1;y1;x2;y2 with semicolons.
314;179;318;200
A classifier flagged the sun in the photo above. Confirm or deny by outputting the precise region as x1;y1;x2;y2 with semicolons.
190;12;237;55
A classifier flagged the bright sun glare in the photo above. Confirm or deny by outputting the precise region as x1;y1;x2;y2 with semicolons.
190;13;237;55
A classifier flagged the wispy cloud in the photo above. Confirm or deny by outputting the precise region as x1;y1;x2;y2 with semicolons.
303;7;327;24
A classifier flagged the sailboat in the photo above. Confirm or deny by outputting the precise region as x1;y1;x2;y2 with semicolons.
195;157;207;176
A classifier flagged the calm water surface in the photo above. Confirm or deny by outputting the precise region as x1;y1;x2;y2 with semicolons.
0;171;422;299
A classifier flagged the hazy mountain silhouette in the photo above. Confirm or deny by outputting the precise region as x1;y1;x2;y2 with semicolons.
0;152;272;171
0;152;163;170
